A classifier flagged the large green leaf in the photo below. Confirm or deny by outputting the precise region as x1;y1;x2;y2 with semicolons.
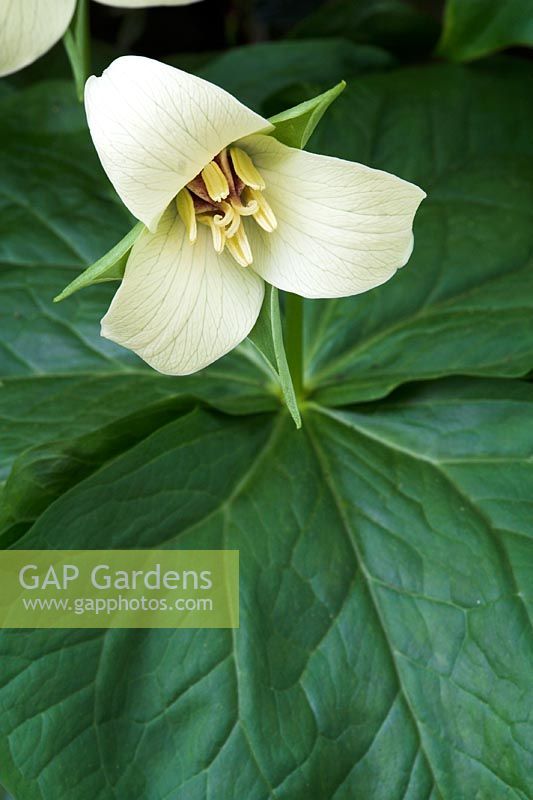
1;380;532;798
437;0;533;62
0;84;134;376
305;59;533;405
1;57;533;800
0;369;275;487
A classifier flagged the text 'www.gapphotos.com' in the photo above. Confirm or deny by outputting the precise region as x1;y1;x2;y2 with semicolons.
21;595;214;616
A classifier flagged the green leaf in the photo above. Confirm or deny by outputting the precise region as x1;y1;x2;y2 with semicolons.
290;0;441;60
0;81;86;135
269;81;346;149
0;369;277;489
305;58;533;405
248;286;301;428
2;61;533;800
437;0;533;62
199;39;394;111
1;380;533;798
54;222;144;302
0;90;138;376
0;396;196;545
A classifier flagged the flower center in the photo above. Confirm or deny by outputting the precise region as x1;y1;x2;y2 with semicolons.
176;147;277;267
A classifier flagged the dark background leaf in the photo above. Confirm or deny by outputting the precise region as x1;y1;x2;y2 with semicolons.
437;0;533;61
198;39;393;111
290;0;441;60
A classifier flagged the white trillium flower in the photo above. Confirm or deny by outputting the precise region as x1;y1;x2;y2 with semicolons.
85;56;426;376
0;0;199;78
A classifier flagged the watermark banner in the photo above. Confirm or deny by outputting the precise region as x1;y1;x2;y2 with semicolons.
0;550;239;629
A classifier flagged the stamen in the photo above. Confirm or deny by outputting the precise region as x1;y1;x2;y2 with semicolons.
176;188;197;243
226;224;253;267
201;161;230;203
178;149;277;267
213;201;234;228
230;197;259;217
230;147;266;191
244;188;278;233
225;212;242;239
197;215;225;254
215;149;236;195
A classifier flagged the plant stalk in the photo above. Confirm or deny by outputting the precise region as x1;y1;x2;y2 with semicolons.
63;0;91;103
285;292;304;400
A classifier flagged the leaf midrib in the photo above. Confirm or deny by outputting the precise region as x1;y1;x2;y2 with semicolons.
312;402;533;642
306;397;533;799
305;414;444;799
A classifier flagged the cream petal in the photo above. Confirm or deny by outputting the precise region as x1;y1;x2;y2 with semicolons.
101;207;265;375
85;56;272;232
242;134;426;299
0;0;75;77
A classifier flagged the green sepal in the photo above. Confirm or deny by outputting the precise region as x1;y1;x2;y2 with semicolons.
248;286;302;429
54;222;144;302
269;81;346;149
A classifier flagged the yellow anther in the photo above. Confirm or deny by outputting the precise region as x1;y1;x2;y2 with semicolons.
230;147;266;191
244;188;278;233
201;161;230;203
226;223;253;267
197;215;225;254
176;188;197;243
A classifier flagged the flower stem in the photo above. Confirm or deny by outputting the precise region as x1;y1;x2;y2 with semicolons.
285;292;304;399
63;0;91;103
